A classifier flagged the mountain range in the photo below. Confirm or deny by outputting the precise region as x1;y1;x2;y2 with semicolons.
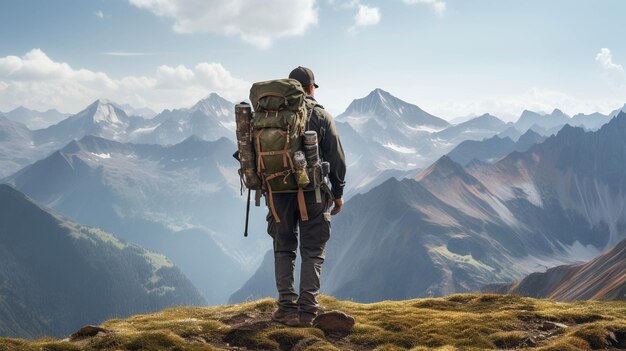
1;104;157;130
127;93;236;145
3;135;269;304
231;112;626;303
0;184;204;339
0;96;236;178
333;89;615;198
434;113;509;142
36;95;237;147
35;99;140;144
1;106;69;129
514;109;571;133
0;90;618;199
513;109;610;136
447;129;546;166
335;90;511;198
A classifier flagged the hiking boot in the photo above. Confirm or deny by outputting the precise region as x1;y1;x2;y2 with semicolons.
298;313;316;328
272;309;299;327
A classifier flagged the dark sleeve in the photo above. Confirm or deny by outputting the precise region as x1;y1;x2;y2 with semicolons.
318;109;346;199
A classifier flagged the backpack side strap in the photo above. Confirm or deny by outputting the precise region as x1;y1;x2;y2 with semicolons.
266;187;281;224
297;188;309;221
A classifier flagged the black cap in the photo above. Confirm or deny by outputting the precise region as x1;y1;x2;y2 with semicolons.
289;66;319;89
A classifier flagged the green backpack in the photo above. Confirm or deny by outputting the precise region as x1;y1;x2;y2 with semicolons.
249;79;309;222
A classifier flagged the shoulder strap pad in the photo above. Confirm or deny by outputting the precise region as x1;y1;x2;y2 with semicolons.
305;99;321;110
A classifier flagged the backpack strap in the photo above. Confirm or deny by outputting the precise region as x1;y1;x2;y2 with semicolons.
306;104;315;132
297;187;309;221
304;101;326;158
266;187;281;223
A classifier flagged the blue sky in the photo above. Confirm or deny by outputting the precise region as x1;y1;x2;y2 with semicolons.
0;0;625;121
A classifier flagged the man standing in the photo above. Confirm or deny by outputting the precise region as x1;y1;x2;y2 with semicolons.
269;66;346;327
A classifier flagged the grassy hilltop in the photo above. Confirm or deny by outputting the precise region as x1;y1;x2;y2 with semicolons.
1;294;625;351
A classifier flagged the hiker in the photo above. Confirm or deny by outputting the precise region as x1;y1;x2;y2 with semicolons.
267;67;346;327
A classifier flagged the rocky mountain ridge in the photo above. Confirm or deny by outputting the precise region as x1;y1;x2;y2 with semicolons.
1;106;69;129
485;237;626;301
447;129;546;165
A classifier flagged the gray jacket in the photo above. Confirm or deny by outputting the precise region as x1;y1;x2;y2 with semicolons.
305;96;346;199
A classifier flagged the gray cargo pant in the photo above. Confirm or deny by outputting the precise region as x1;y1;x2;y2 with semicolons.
267;190;331;318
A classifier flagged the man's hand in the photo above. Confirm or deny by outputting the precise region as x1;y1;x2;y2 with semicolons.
330;198;343;215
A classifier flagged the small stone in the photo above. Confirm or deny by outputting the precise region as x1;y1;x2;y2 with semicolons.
70;325;110;340
312;311;355;334
608;331;618;346
539;321;568;331
523;337;537;347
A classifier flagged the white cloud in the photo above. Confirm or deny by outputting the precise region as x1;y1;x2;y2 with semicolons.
354;5;380;27
331;0;380;33
402;0;446;16
0;49;116;87
128;0;318;49
95;10;104;19
595;48;624;73
0;49;250;113
195;63;249;94
155;64;195;88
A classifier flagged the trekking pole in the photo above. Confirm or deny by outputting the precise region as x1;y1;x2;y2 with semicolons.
244;187;251;237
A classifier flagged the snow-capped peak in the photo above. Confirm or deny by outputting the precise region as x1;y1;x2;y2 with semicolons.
338;88;449;133
62;99;131;132
362;88;397;111
189;93;234;119
91;99;123;125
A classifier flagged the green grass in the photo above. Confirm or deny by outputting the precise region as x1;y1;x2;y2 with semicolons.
1;294;625;350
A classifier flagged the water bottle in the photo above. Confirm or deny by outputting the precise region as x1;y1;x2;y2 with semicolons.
303;131;320;165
